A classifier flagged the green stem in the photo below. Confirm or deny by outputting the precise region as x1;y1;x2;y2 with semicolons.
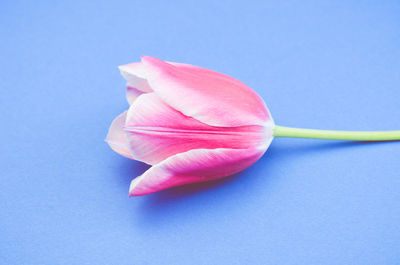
273;125;400;141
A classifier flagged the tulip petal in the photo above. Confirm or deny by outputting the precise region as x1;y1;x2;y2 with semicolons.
119;62;153;104
105;111;133;159
141;56;272;127
126;85;145;105
124;93;272;165
129;147;267;196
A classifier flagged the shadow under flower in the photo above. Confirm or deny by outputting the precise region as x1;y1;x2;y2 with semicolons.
139;171;243;207
113;139;400;229
119;139;398;208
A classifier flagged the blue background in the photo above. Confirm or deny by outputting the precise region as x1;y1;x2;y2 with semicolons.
1;1;400;264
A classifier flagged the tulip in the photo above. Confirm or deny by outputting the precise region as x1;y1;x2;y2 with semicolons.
106;56;273;196
106;56;400;196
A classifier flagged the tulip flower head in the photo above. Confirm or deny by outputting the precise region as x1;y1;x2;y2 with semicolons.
106;56;274;196
107;56;400;196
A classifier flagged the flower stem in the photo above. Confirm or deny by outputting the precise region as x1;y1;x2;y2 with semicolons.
273;125;400;141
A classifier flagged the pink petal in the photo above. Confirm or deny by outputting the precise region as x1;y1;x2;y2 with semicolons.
119;62;153;104
126;86;145;105
124;93;272;165
105;111;133;159
129;147;268;196
141;56;272;127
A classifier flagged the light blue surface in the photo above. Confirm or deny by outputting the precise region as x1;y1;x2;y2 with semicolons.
1;1;400;264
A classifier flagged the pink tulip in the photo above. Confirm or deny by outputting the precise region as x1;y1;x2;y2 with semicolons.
106;56;275;196
107;56;400;197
